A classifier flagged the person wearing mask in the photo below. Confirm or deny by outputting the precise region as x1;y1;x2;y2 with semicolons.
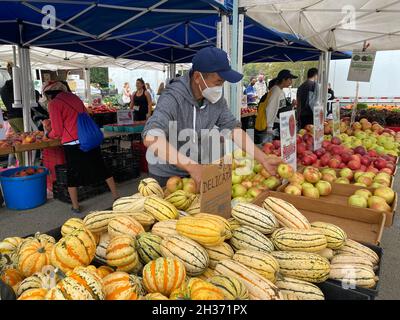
146;82;156;105
0;62;25;165
42;81;119;214
296;68;319;129
265;70;298;140
245;77;258;105
130;78;152;121
122;82;131;105
142;47;281;188
254;74;267;99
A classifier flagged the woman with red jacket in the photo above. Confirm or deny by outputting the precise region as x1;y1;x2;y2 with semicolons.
43;81;118;214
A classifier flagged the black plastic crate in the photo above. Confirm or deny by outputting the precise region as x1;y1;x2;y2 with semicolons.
55;164;68;185
53;181;108;204
317;281;370;300
326;242;383;300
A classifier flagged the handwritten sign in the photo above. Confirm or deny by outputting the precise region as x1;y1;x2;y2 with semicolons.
347;51;376;82
279;110;297;171
200;161;232;219
313;104;324;151
332;100;341;137
117;110;134;125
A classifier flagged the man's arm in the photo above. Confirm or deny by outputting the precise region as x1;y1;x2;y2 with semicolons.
232;127;282;175
143;134;203;189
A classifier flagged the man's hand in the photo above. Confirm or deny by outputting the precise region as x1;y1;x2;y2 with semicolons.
260;155;283;176
185;163;203;193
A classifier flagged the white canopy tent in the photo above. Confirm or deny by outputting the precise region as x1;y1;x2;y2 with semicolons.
240;0;400;52
0;45;189;71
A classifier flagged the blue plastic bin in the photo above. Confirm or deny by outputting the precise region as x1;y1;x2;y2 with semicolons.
0;166;48;210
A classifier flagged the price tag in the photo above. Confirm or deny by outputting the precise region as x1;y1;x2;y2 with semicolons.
332;100;341;137
279;110;297;171
313;104;324;150
117;110;134;125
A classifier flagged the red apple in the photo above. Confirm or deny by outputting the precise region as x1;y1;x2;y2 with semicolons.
354;146;367;156
331;137;342;145
368;150;378;158
272;140;281;149
367;166;379;174
341;152;351;163
302;156;314;166
331;145;343;155
328;158;341;169
361;156;371;167
315;148;326;158
348;160;361;170
374;159;387;170
380;168;393;175
297;143;307;155
296;135;303;145
350;155;361;163
333;155;342;162
262;143;274;154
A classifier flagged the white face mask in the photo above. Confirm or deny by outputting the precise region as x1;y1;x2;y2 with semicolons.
199;73;223;104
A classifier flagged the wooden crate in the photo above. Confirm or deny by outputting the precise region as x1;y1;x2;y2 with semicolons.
0;146;14;156
14;141;50;152
253;191;386;245
46;139;61;148
276;182;396;227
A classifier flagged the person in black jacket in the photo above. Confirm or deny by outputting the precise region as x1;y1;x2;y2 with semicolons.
297;68;318;129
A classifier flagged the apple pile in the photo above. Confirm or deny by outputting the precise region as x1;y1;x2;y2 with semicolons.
320;168;393;189
5;131;49;146
11;167;45;178
284;166;332;199
348;187;395;212
165;176;197;195
231;150;288;203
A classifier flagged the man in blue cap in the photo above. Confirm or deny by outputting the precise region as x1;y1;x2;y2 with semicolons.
142;47;281;188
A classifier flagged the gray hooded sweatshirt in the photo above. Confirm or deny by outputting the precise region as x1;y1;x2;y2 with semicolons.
142;72;241;178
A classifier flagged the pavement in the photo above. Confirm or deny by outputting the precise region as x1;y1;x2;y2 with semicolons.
0;173;399;299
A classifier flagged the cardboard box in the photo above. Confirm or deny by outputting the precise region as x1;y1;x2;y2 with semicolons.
199;158;232;219
253;191;385;245
277;182;396;227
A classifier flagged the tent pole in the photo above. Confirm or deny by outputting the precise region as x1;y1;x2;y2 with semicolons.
221;13;230;106
322;51;331;117
216;20;222;49
236;13;244;120
83;68;92;105
230;0;239;119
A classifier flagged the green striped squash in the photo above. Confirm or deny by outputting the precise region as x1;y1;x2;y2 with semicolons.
160;235;209;276
232;203;279;234
232;250;280;283
271;251;330;283
205;242;235;269
194;213;232;240
335;239;379;266
94;233;111;265
151;220;178;239
271;228;327;253
144;196;179;221
275;276;325;300
311;221;347;250
208;275;249;300
138;178;164;197
16;272;48;297
230;226;274;253
83;211;118;234
136;232;163;264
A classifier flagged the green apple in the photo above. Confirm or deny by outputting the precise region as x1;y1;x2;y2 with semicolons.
354;182;368;187
253;161;263;174
355;189;373;200
302;186;320;199
374;187;395;205
232;172;243;185
263;176;281;190
362;138;374;149
301;182;314;189
247;187;262;198
232;184;247;198
348;195;368;208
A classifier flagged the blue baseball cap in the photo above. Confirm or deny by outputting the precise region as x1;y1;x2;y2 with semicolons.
192;47;243;83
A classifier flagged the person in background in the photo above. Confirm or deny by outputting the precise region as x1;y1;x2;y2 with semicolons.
328;83;335;101
296;68;319;129
146;82;156;105
43;81;119;214
157;82;165;96
254;74;267;99
245;77;258;105
122;82;131;106
265;69;298;140
0;62;25;165
130;78;152;121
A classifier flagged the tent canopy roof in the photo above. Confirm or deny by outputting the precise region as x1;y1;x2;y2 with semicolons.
240;0;400;51
0;0;349;63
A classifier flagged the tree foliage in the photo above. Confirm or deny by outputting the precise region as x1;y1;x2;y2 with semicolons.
243;61;319;87
90;67;109;88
